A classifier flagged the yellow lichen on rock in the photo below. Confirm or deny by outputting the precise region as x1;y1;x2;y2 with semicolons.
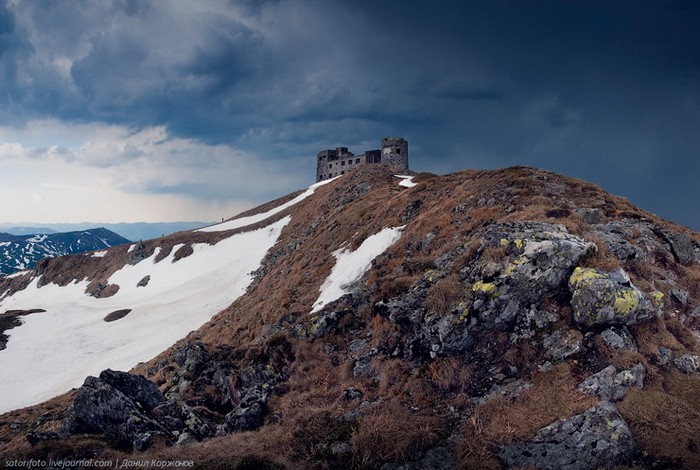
613;289;639;314
651;290;664;306
472;280;496;294
569;267;605;286
498;238;524;250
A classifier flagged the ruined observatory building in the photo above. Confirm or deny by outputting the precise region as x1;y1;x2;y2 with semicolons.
316;137;409;182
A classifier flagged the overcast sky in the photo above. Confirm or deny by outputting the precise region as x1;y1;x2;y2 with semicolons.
0;0;698;229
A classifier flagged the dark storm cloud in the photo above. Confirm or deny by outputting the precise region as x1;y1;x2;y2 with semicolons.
0;0;698;229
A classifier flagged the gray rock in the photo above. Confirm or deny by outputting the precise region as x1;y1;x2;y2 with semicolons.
658;347;673;366
543;330;584;362
343;388;364;400
569;267;659;329
600;327;637;351
469;223;595;331
172;342;209;373
576;208;605;225
674;354;700;373
476;379;532;405
175;432;197;446
594;227;644;261
511;306;559;341
62;371;168;450
498;402;636;470
293;309;349;339
98;369;165;411
670;289;689;306
375;270;474;359
217;362;286;435
655;228;698;266
577;364;645;401
218;400;267;434
353;351;377;377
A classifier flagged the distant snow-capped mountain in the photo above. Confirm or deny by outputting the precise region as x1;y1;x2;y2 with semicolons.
0;228;131;275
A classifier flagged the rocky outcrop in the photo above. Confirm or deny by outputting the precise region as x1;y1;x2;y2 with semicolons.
374;269;474;360
59;340;294;451
498;401;636;470
375;222;596;361
466;222;596;331
568;267;659;329
62;370;168;451
217;363;285;435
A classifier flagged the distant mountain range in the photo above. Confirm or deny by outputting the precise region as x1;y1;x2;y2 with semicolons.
0;222;210;242
0;228;130;275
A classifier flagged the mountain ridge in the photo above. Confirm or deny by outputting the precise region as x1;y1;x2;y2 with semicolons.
0;227;131;275
0;222;212;242
1;165;699;469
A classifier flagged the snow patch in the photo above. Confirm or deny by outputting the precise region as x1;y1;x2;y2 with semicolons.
395;175;417;188
27;234;48;243
198;176;340;233
0;216;291;413
311;226;404;314
91;251;107;258
6;270;31;279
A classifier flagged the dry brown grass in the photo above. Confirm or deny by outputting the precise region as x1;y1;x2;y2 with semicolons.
375;359;434;408
424;274;463;315
350;403;446;469
631;316;685;357
619;388;700;469
583;234;621;271
663;370;700;415
425;356;472;394
457;363;596;467
665;317;699;351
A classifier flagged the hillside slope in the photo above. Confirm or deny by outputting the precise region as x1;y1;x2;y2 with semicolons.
1;166;700;469
0;228;130;275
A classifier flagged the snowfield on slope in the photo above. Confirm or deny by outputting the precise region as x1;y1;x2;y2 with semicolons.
0;216;291;413
198;176;339;233
311;226;404;313
395;175;417;187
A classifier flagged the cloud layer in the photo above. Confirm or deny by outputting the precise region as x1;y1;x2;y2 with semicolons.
0;0;698;228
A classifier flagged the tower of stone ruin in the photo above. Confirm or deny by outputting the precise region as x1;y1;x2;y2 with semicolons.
381;137;409;173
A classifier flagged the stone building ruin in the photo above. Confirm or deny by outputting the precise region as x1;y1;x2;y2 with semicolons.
316;137;408;182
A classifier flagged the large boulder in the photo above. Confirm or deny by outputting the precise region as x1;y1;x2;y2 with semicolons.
62;370;167;450
568;267;659;330
467;222;596;330
498;401;636;470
